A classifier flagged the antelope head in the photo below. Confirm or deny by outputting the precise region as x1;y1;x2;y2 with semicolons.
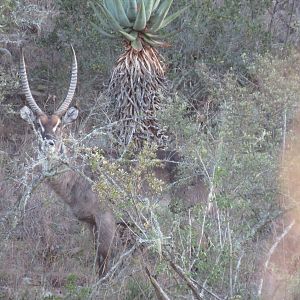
20;47;79;156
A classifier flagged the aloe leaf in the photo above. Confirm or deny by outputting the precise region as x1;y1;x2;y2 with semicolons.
131;38;143;51
159;5;190;30
96;2;125;33
91;22;115;38
115;0;133;27
133;1;147;31
104;0;118;20
123;27;132;33
90;2;106;24
126;0;138;22
145;30;176;40
142;35;166;47
143;32;160;40
150;0;174;32
119;30;138;41
90;2;111;30
144;0;154;22
129;30;139;39
152;0;161;11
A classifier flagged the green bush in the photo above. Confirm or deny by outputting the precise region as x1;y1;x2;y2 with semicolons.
0;0;15;32
158;50;300;297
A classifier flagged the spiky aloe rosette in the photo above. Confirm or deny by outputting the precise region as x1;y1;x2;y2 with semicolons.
91;0;188;149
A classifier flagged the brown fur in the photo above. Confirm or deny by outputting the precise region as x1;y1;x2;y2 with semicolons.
155;150;209;211
24;111;208;277
39;115;60;127
18;48;116;275
48;170;115;276
23;109;116;276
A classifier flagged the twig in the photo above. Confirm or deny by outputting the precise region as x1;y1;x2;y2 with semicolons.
0;172;45;225
283;0;296;47
257;219;295;297
89;242;138;296
145;267;171;300
267;0;280;40
18;173;46;213
163;252;224;300
233;252;244;293
282;108;287;159
163;253;203;300
170;263;203;299
227;215;233;298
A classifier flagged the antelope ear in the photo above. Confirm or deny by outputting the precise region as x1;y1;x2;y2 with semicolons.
62;106;79;125
20;106;36;124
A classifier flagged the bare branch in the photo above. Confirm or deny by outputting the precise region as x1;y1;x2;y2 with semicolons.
163;252;224;300
0;173;45;226
91;242;138;287
258;219;295;297
145;267;171;300
163;253;203;300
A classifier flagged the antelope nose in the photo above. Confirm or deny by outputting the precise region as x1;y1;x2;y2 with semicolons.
47;140;55;146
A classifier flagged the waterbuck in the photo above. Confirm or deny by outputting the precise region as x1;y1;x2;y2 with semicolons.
19;47;116;276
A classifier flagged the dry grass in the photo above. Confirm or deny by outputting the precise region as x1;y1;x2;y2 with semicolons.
0;164;97;298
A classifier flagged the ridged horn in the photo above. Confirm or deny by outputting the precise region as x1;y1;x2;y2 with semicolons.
54;46;78;116
20;49;45;115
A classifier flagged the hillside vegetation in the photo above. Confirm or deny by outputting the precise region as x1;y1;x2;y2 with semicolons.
1;0;300;299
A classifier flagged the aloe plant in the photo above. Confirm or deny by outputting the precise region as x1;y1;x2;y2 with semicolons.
91;0;188;148
91;0;188;50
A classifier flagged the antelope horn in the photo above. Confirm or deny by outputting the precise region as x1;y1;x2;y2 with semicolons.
20;49;45;115
54;46;78;116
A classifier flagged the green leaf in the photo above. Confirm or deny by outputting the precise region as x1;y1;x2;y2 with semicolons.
143;32;160;39
152;0;161;11
143;30;177;41
144;0;155;22
126;0;138;22
131;38;143;51
91;22;115;38
115;0;133;27
89;2;111;31
150;0;174;32
159;5;190;30
104;0;118;20
119;30;138;41
142;35;166;47
96;2;125;33
90;2;106;25
133;1;147;31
